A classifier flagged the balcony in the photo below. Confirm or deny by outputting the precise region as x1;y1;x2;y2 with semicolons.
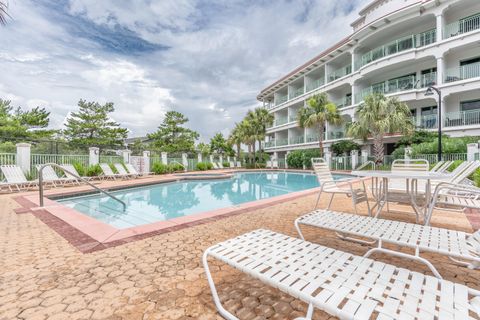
358;29;436;69
267;116;289;129
328;131;345;140
328;65;352;82
264;141;275;148
332;96;352;109
444;109;480;127
444;13;480;39
421;71;437;87
289;87;304;100
276;138;288;146
306;78;325;92
414;114;437;129
288;114;297;123
275;95;288;106
445;63;480;83
289;136;305;145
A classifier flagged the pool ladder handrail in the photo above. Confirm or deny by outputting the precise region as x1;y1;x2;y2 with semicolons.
38;163;127;212
355;160;376;171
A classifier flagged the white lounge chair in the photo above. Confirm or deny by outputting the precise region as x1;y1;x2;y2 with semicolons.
114;163;137;178
229;161;235;168
266;160;279;169
430;160;453;173
204;229;480;320
0;165;37;191
36;164;78;187
312;158;370;215
217;162;224;169
212;162;219;170
296;209;480;278
125;163;147;176
60;164;92;182
99;163;125;180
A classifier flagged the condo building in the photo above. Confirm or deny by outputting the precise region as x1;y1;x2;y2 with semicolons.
258;0;480;162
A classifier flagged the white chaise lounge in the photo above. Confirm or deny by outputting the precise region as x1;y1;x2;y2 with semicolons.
204;229;480;320
0;165;35;191
99;163;126;180
114;163;137;178
295;209;480;278
36;164;79;187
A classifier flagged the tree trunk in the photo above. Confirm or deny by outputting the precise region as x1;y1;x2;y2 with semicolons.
373;134;384;164
252;142;256;166
318;124;324;157
257;139;262;164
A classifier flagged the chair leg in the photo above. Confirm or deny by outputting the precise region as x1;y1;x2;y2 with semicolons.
294;218;305;240
314;190;322;210
327;193;334;210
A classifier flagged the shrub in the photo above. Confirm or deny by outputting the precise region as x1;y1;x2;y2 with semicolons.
330;140;360;156
86;164;102;177
196;162;208;171
152;162;169;174
391;146;405;159
222;162;230;168
302;149;321;169
168;163;184;172
286;150;304;168
206;162;213;170
72;162;86;176
412;136;480;155
473;169;480;187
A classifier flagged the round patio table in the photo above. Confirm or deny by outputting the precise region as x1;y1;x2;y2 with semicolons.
351;170;451;224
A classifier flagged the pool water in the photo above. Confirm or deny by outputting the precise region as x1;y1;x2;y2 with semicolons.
57;172;347;229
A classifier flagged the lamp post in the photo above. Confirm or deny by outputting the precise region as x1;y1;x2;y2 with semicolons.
425;86;442;161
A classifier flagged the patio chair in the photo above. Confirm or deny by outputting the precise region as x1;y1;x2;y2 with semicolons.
295;209;480;279
430;160;454;173
60;164;92;182
266;160;278;169
236;161;242;168
212;162;219;170
311;158;370;215
0;165;38;191
217;162;224;169
229;161;235;168
114;163;137;178
204;229;480;320
125;163;148;177
36;164;79;187
99;163;125;180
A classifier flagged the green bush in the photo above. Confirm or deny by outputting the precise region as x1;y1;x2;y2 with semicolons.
86;164;102;177
302;149;321;169
168;163;184;172
330;140;360;156
473;169;480;187
222;162;230;168
152;162;169;174
391;146;405;159
206;162;213;170
196;162;208;171
286;150;304;169
412;136;480;155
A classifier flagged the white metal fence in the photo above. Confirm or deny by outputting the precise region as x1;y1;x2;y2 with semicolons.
30;154;90;178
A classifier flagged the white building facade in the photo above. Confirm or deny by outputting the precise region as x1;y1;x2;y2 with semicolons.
258;0;480;161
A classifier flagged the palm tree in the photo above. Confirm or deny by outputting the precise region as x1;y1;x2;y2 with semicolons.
228;124;243;157
0;1;9;26
297;93;342;156
238;119;256;164
246;107;274;163
347;93;414;164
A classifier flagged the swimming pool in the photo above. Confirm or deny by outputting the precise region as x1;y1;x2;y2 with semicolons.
57;171;348;229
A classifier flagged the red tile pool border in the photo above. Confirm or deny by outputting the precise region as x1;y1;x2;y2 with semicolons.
13;184;323;253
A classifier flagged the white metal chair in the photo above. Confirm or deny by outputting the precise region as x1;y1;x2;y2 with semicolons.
99;163;125;180
0;165;37;191
60;164;92;181
204;229;480;320
312;158;370;215
114;163;137;178
212;162;219;170
296;209;480;278
36;164;78;187
229;161;235;168
236;161;242;168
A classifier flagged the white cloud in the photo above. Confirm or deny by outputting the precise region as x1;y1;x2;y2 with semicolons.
0;0;370;142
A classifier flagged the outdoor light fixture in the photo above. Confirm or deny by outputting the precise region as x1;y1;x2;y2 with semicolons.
425;86;442;161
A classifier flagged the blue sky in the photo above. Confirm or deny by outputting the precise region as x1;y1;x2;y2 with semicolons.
0;0;369;141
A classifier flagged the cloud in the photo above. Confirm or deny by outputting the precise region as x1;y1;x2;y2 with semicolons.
0;0;370;142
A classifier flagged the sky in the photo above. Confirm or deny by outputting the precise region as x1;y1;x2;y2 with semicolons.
0;0;370;142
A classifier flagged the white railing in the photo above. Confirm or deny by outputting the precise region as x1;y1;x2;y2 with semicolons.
30;154;90;178
305;78;325;92
289;87;304;99
289;136;305;145
0;153;16;165
444;109;480;127
421;71;437;87
445;62;480;83
444;13;480;39
355;74;418;103
414;153;467;162
332;96;352;109
275;95;288;106
328;65;352;82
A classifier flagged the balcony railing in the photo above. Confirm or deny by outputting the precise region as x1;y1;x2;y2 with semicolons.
288;114;297;123
328;131;345;140
445;62;480;83
267;116;288;129
358;29;436;69
421;71;437;87
328;65;352;82
413;114;437;129
305;78;325;92
276;138;288;146
444;109;480;127
289;136;305;145
355;74;418;103
444;13;480;39
289;87;304;99
332;96;352;109
264;141;275;148
275;95;288;106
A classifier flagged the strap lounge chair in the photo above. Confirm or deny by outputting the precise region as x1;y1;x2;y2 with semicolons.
266;160;279;169
217;162;224;169
114;163;137;178
430;160;454;173
99;163;125;180
229;161;235;168
60;164;92;182
0;165;37;191
236;161;242;168
36;164;79;187
312;158;370;215
204;229;480;320
212;162;219;170
295;209;480;278
125;163;147;176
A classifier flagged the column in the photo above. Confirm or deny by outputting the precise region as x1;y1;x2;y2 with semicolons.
324;150;332;167
467;143;479;162
436;13;444;41
436;56;444;85
121;149;131;164
88;147;99;166
209;155;214;163
351;150;358;169
285;151;290;169
182;153;188;171
361;149;369;163
16;143;31;174
219;155;223;165
351;83;356;105
143;151;150;175
404;147;412;160
161;152;168;165
197;153;202;163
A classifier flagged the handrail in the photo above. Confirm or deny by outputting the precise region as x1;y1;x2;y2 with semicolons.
356;160;376;171
38;163;127;212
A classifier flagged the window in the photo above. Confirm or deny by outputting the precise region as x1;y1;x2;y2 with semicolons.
421;106;437;115
410;109;417;117
461;99;480;112
460;57;480;66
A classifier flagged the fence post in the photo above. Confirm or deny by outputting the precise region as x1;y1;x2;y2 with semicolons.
351;150;358;169
122;149;131;164
89;147;99;166
143;151;151;175
467;143;479;162
182;153;188;172
198;153;202;163
361;149;368;164
285;151;289;169
325;151;332;168
209;155;214;163
16;143;31;174
219;155;223;165
161;152;168;165
404;146;412;161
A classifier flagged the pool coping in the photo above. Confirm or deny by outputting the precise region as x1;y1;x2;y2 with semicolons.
13;170;340;253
